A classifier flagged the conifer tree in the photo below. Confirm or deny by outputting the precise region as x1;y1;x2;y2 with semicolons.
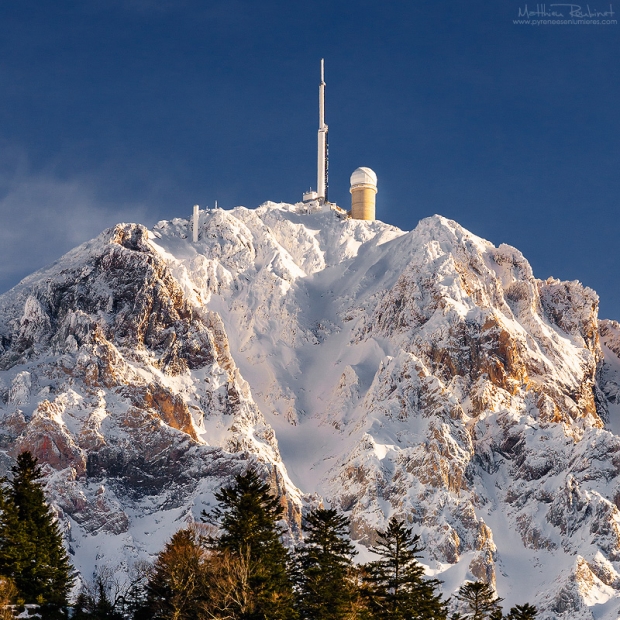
202;467;297;620
506;603;537;619
363;517;447;620
0;451;74;619
294;508;358;620
453;581;502;620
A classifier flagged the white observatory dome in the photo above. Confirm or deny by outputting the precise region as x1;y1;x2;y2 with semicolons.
350;167;377;188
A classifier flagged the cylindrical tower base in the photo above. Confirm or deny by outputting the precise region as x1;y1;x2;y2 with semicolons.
349;167;378;221
350;185;377;221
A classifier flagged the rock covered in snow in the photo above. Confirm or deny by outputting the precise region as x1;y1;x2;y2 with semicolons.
0;200;620;617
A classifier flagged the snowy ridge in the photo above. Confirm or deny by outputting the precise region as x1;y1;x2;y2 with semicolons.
1;200;620;618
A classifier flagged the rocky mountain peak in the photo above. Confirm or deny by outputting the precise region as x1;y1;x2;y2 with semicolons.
0;202;619;618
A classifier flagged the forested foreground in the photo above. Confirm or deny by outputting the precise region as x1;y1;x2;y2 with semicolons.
0;455;537;619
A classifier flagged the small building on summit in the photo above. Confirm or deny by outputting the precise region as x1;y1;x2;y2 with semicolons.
350;167;377;221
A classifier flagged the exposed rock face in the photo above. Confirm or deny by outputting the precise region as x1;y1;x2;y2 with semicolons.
1;203;620;617
0;220;304;581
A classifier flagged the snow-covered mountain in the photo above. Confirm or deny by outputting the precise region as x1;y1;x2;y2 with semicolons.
2;200;620;618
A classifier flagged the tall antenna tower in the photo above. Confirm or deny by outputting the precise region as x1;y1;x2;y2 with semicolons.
317;59;328;203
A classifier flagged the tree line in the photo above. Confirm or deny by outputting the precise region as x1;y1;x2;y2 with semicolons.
0;454;538;619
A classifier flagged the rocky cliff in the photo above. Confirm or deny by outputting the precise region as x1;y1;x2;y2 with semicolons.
1;201;619;618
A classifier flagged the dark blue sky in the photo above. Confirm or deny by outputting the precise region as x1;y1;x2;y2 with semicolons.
1;0;619;317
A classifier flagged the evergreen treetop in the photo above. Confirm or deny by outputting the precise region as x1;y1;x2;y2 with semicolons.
363;517;447;620
202;466;297;620
453;581;503;620
0;451;74;619
506;602;538;619
295;508;358;620
300;508;357;566
204;467;285;560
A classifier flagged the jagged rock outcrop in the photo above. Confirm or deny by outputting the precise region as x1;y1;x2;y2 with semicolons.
0;219;304;582
1;202;620;617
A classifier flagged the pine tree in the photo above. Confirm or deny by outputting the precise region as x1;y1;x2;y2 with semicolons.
453;581;503;620
202;467;297;620
0;451;74;619
294;508;358;620
506;603;537;619
363;517;447;620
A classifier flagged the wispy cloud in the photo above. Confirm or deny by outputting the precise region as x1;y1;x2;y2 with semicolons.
0;156;149;294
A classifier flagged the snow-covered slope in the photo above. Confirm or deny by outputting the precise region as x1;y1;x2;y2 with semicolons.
2;200;620;618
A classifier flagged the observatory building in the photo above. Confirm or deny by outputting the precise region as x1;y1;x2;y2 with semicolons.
350;167;378;221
